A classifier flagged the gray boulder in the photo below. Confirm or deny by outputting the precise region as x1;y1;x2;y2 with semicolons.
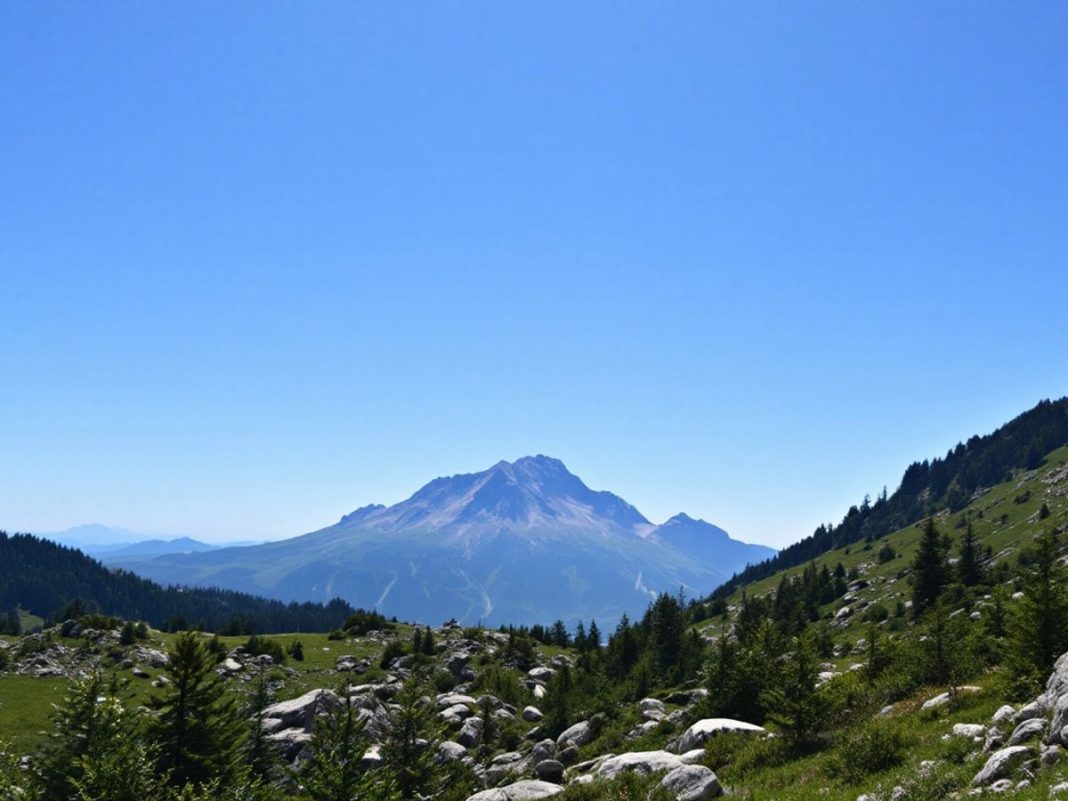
459;717;484;749
674;718;766;753
465;780;564;801
263;689;339;731
533;759;565;784
556;720;593;748
972;745;1032;786
522;706;544;722
1008;718;1046;746
596;750;684;779
660;764;722;801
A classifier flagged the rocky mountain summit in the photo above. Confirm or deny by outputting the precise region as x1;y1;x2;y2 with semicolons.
107;456;774;626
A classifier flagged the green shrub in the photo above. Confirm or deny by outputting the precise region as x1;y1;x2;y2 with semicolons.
827;720;907;784
862;603;889;623
434;670;458;693
244;635;286;665
379;640;406;669
327;629;345;641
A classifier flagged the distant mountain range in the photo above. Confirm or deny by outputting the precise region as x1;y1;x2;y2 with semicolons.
103;456;774;626
40;524;261;559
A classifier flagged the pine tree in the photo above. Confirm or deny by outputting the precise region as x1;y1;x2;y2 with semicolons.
68;697;161;801
587;619;601;650
958;523;982;586
245;665;278;781
421;626;436;656
648;593;685;683
299;690;376;801
380;680;445;800
912;518;947;617
36;671;115;799
1010;531;1068;688
762;633;832;746
147;631;245;788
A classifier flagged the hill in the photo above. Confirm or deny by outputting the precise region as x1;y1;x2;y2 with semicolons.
106;455;775;626
0;532;355;633
711;397;1068;601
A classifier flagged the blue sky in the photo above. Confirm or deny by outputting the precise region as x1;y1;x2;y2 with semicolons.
2;3;1066;546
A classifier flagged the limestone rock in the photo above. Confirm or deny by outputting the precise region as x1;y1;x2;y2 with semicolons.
660;764;722;801
674;718;766;753
465;780;564;801
972;745;1032;786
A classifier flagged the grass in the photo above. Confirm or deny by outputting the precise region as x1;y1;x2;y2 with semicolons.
0;676;66;751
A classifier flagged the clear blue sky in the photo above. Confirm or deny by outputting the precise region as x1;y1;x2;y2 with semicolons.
2;3;1066;547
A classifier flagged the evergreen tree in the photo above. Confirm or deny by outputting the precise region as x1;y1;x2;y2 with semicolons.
68;697;161;801
912;518;947;617
380;680;445;801
299;690;376;801
245;665;278;781
762;633;832;746
148;631;245;788
587;619;601;650
647;593;685;683
958;523;982;586
421;626;436;656
1010;531;1068;688
35;671;115;800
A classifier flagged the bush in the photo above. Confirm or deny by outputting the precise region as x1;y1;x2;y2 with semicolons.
343;609;393;636
827;720;907;784
287;640;304;661
434;670;458;693
379;640;406;669
327;629;346;641
244;635;286;665
862;603;889;623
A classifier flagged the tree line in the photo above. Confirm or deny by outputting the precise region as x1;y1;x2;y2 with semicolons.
0;532;356;634
712;396;1068;601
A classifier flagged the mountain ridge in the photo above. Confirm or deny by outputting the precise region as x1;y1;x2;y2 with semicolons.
104;455;774;626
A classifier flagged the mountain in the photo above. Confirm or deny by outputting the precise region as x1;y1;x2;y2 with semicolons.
107;455;775;626
92;537;218;561
41;523;145;551
0;531;355;633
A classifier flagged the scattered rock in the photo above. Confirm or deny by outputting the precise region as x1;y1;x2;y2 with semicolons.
465;780;564;801
1008;718;1046;746
660;764;722;801
556;720;593;748
533;759;565;784
972;745;1032;786
522;706;544;722
674;718;766;753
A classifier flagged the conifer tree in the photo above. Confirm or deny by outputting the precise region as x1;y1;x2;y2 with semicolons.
299;690;375;801
762;633;831;746
912;518;947;617
1010;531;1068;688
958;523;982;586
381;680;446;801
35;671;115;799
148;631;245;788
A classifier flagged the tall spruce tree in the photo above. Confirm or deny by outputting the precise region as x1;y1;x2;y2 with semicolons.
1010;531;1068;689
958;523;982;586
147;631;245;788
912;518;947;617
299;690;376;801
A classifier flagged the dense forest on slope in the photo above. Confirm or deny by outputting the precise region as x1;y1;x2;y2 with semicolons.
0;532;354;633
711;397;1068;600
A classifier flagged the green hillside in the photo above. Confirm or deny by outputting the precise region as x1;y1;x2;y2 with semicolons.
699;443;1068;648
